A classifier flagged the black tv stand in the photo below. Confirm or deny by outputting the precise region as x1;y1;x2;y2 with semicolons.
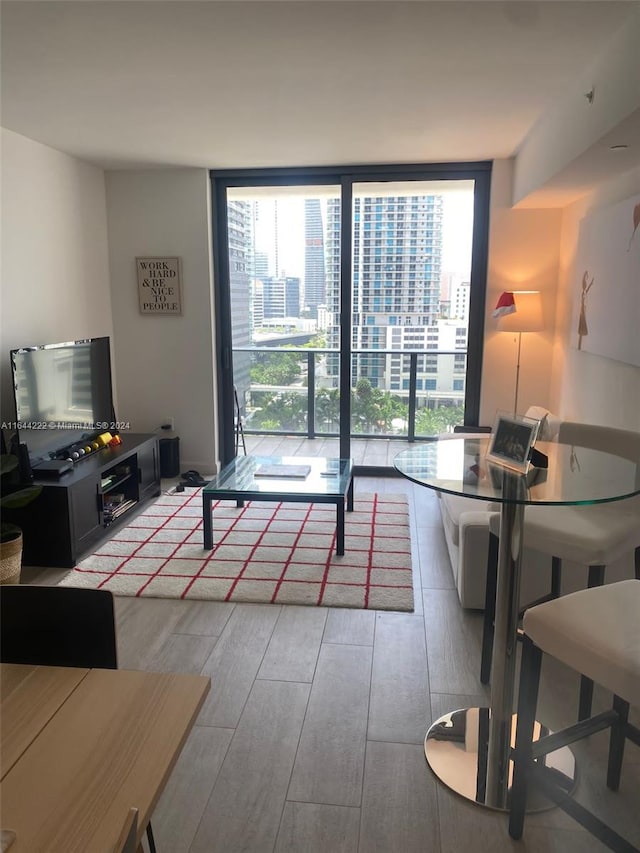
9;433;161;569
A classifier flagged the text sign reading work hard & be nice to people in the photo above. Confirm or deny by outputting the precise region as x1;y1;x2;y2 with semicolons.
136;257;183;315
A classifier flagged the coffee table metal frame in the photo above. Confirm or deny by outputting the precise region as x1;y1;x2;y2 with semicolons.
202;455;354;555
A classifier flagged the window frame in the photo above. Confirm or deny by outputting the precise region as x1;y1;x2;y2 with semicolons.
211;162;492;466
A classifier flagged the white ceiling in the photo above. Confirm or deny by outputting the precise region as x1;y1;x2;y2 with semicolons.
1;1;639;204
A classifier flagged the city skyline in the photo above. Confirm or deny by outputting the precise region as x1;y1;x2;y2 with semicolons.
251;188;474;286
230;185;472;415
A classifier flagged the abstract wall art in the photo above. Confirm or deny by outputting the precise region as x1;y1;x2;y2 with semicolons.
572;194;640;366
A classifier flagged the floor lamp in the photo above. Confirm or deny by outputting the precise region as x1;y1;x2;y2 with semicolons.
493;290;543;416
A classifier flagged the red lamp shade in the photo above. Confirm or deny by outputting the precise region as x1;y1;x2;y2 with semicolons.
493;291;543;333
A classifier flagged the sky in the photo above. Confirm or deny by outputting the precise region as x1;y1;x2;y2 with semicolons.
253;189;475;282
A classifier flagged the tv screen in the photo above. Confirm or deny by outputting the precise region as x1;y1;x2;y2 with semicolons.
10;337;115;464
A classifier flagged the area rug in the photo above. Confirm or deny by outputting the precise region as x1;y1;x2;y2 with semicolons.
59;490;414;612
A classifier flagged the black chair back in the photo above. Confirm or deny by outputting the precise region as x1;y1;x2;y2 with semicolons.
0;585;117;669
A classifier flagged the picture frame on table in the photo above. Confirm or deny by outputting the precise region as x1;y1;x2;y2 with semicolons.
487;412;541;473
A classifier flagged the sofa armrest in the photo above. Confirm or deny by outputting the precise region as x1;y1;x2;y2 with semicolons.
456;512;493;609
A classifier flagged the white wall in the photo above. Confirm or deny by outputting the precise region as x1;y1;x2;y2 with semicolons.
105;169;217;472
513;6;640;207
550;165;640;429
480;160;562;426
0;128;113;419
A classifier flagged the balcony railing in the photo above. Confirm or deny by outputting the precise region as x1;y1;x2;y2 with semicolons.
233;346;467;441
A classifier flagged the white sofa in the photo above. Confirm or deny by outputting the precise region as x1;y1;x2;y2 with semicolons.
438;489;552;609
437;408;560;610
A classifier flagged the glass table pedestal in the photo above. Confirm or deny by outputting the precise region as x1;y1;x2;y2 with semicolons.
425;487;576;811
424;708;575;812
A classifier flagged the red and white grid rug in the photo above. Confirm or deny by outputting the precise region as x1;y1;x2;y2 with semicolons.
59;490;414;612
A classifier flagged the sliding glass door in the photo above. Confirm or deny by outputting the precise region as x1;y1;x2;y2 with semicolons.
350;179;478;440
214;181;343;464
211;164;491;468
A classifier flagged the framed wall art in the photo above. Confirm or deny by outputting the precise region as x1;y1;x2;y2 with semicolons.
136;257;182;315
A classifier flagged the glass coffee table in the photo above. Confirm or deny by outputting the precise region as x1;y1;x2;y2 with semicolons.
202;455;354;555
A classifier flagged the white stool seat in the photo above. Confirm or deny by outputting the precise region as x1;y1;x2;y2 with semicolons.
523;579;640;708
488;495;640;566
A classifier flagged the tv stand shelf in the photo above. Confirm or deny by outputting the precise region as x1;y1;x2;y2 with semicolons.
10;434;161;569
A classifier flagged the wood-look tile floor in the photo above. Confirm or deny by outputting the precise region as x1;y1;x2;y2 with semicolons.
25;476;639;852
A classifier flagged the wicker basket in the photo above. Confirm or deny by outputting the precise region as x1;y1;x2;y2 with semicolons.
0;532;22;585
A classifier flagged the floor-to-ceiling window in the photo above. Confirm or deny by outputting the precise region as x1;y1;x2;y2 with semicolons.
211;164;491;468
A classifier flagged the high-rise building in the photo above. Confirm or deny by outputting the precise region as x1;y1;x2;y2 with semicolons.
451;279;471;321
285;277;301;318
227;199;252;402
252;279;264;329
254;251;269;280
386;320;467;405
304;199;326;318
259;276;301;320
325;193;444;391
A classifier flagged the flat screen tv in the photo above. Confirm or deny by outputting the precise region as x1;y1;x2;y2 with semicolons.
10;337;115;465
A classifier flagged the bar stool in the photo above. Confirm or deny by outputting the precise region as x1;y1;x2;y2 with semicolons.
509;579;640;851
480;421;640;720
481;506;640;718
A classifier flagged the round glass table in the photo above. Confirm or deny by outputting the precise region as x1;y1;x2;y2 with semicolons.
395;436;640;811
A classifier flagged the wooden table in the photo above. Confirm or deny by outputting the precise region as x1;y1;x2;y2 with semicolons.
0;662;210;851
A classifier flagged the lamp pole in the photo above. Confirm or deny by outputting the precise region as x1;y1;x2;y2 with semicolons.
513;331;523;416
493;291;543;417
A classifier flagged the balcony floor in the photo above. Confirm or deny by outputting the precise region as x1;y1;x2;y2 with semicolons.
242;433;416;469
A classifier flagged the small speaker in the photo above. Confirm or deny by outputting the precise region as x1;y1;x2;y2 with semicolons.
159;436;180;478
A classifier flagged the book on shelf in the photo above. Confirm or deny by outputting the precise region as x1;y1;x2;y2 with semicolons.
254;464;311;479
103;498;137;522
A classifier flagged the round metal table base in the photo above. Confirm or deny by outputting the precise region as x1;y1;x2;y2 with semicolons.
425;708;576;812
